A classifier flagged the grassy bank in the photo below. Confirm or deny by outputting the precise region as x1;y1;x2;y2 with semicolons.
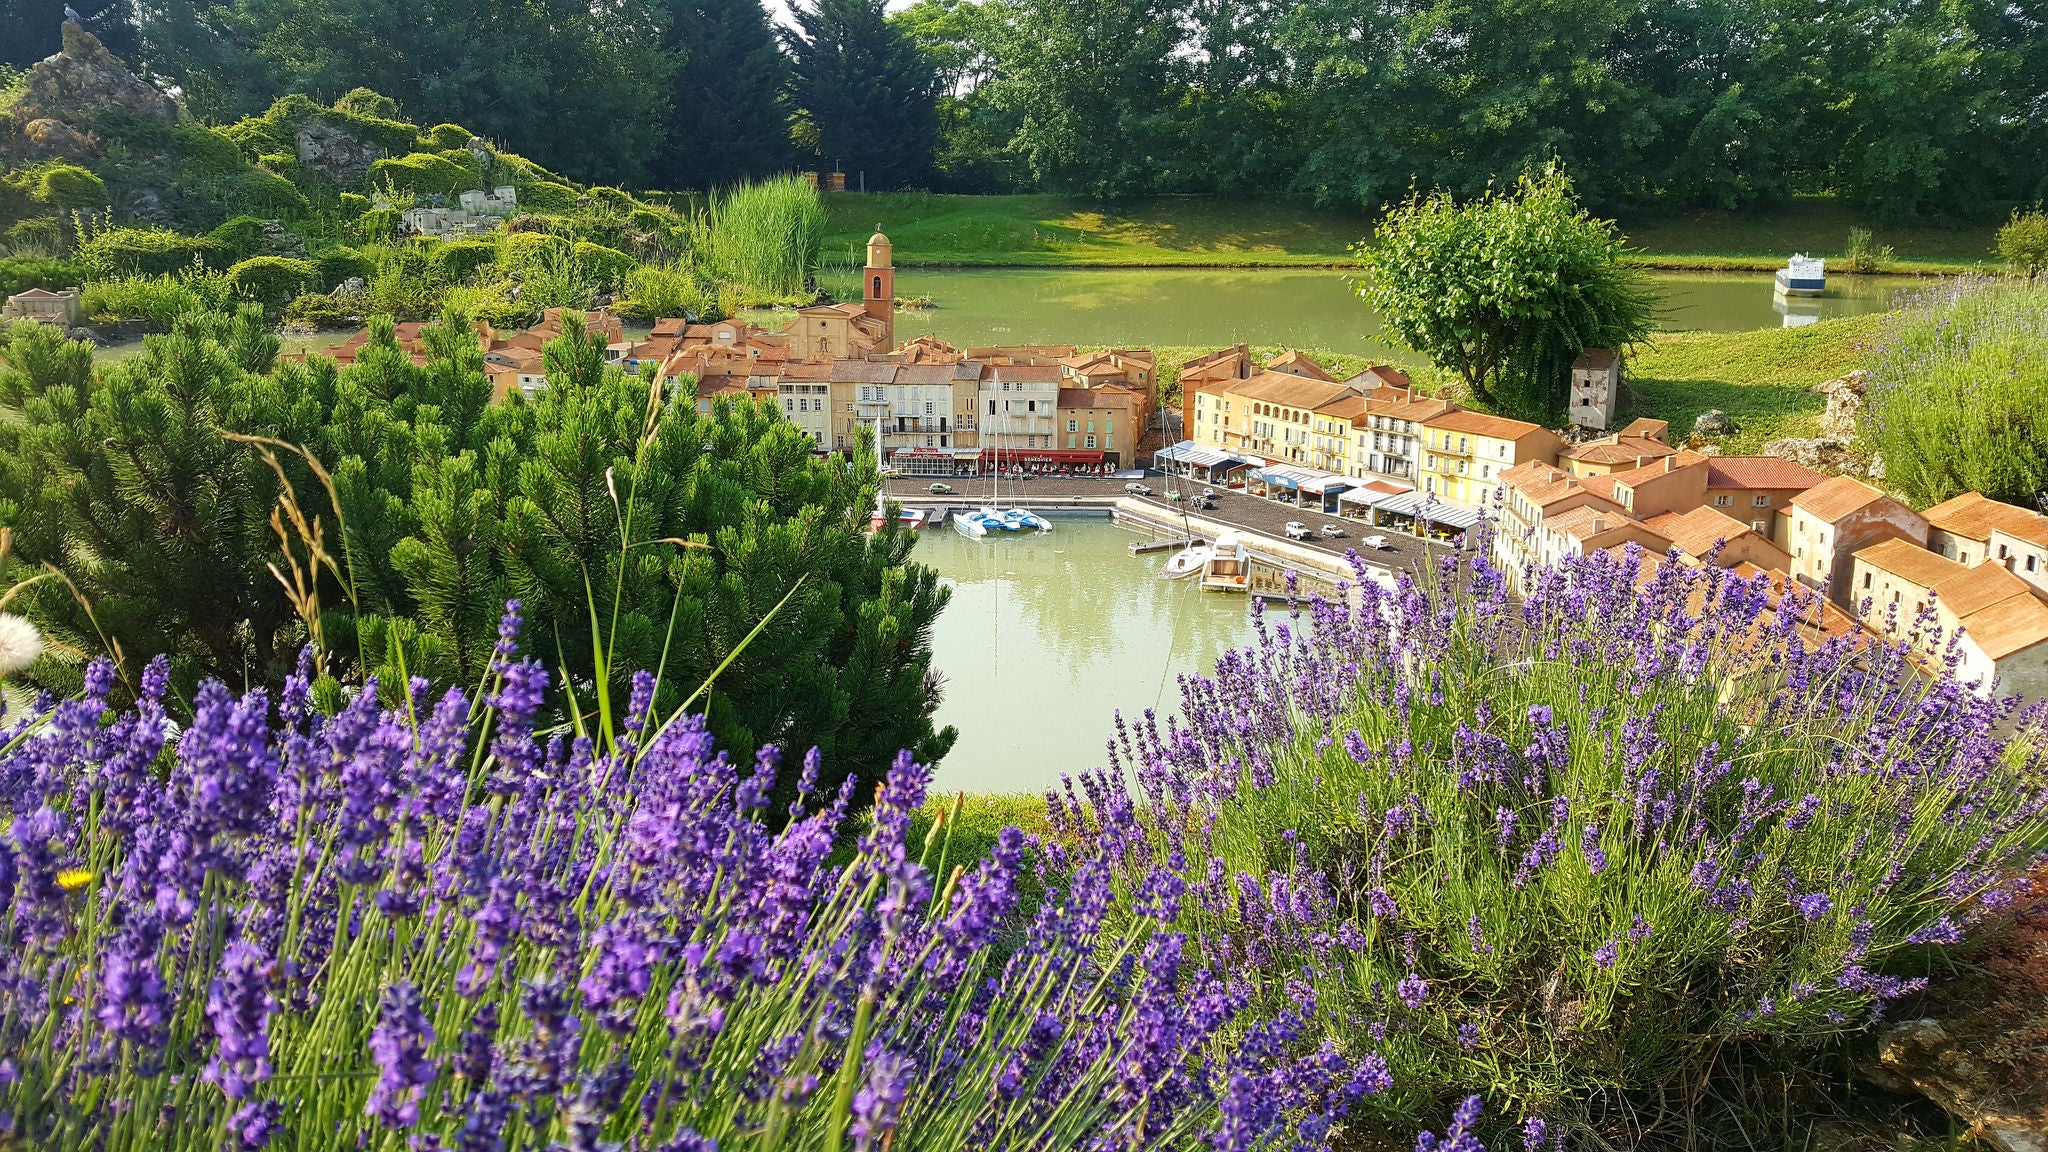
823;192;2002;274
1624;311;1884;451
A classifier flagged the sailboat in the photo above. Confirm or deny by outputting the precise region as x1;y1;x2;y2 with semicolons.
957;402;1048;538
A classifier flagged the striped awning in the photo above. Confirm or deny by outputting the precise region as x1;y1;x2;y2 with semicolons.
1253;465;1327;490
1338;481;1414;507
1299;475;1354;496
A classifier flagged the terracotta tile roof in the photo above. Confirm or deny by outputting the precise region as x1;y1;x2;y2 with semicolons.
1546;503;1660;543
1573;348;1618;371
1608;450;1710;490
1182;345;1247;369
1265;349;1335;381
1363;387;1416;413
1923;492;2048;544
1426;408;1549;441
1992;517;2048;548
1706;456;1826;491
1381;396;1451;423
1506;461;1624;514
651;317;689;336
1236;371;1352;411
1790;475;1890;523
1346;365;1412;390
1560;435;1678;467
1617;417;1668;441
1938;563;2035;619
1854;537;1965;590
1643;506;1761;559
1314;395;1368;421
1952;591;2048;661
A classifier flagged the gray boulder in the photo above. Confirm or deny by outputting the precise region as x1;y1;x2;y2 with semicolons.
1692;409;1738;439
296;120;385;184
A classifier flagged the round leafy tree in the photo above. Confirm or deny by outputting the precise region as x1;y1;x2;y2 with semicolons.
1360;168;1655;424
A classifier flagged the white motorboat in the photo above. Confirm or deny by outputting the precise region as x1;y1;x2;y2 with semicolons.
999;508;1052;532
953;509;995;538
1774;253;1826;297
1161;544;1212;579
1200;530;1249;593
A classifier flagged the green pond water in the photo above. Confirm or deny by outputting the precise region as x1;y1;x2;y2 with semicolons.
913;515;1251;793
860;268;1913;357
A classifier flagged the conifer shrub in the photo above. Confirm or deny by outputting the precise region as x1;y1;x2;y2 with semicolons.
571;239;635;287
314;246;376;289
1998;208;2048;276
368;153;475;196
207;214;273;261
0;256;85;297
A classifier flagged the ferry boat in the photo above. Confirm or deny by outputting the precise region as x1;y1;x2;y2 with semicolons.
1199;530;1249;593
1774;254;1826;297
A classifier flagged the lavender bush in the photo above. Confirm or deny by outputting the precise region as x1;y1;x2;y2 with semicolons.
0;606;1382;1152
1054;547;2048;1144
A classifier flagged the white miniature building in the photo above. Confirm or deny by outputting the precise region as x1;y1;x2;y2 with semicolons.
403;186;518;238
1569;348;1621;430
457;186;517;217
1;287;83;326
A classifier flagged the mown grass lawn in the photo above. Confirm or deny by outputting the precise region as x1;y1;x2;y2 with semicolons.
823;191;2002;274
1622;312;1886;451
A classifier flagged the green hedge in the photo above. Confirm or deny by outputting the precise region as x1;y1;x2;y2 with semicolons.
572;240;634;286
207;216;271;262
501;231;570;268
420;123;475;151
0;257;88;298
79;228;222;276
313;247;376;290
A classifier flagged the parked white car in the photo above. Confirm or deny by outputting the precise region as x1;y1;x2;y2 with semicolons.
1285;521;1310;540
1362;534;1392;550
1319;523;1345;538
1125;482;1153;495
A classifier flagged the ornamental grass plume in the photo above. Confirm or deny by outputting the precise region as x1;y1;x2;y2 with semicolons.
1055;544;2048;1146
0;612;40;677
0;605;1375;1152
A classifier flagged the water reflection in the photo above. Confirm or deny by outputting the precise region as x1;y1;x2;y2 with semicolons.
913;515;1249;793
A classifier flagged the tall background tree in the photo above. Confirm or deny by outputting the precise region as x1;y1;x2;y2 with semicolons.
136;0;673;185
651;0;794;191
784;0;939;190
2;0;138;67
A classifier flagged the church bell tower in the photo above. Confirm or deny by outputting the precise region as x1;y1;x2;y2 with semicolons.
864;226;894;352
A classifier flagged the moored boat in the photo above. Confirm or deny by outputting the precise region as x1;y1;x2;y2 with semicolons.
1161;544;1212;579
1774;254;1826;297
1000;508;1052;532
1200;530;1249;593
953;509;995;538
869;506;927;531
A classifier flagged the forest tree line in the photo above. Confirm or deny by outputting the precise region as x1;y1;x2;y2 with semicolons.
3;0;2045;217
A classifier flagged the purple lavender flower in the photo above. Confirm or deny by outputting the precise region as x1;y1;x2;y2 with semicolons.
367;983;437;1128
1521;1117;1547;1151
1592;939;1618;968
1397;972;1428;1009
1580;824;1607;875
1415;1095;1486;1152
849;1048;913;1152
1907;916;1963;945
1794;892;1833;921
203;942;277;1100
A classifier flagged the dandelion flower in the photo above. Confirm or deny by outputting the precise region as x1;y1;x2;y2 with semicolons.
0;612;42;676
57;868;93;891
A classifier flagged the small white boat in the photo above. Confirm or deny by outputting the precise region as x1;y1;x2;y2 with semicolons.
1161;544;1212;579
869;506;926;531
1774;254;1826;297
953;510;994;538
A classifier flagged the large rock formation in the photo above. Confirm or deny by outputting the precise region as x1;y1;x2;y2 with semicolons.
296;121;385;184
1816;369;1871;443
12;22;176;149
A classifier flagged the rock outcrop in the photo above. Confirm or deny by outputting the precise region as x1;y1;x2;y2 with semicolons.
1760;436;1872;476
296;121;385;184
12;23;176;157
259;219;308;258
1816;369;1871;443
1692;409;1738;440
1862;882;2048;1152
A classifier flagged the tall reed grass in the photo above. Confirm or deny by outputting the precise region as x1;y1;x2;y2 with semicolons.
703;175;826;301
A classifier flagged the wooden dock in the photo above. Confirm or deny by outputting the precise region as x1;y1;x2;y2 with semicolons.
1129;535;1207;555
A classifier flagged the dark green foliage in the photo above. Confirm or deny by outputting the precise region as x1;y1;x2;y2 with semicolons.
1862;280;2048;509
1999;210;2048;275
0;306;954;808
35;165;108;210
786;0;939;189
1;0;139;67
1363;169;1656;423
652;0;795;192
282;291;359;327
79;227;222;276
136;0;674;185
225;255;317;309
571;240;635;287
0;257;87;297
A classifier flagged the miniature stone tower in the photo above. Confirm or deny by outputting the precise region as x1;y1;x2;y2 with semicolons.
865;226;894;352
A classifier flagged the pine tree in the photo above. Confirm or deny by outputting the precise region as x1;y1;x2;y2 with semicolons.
653;0;795;191
785;0;939;189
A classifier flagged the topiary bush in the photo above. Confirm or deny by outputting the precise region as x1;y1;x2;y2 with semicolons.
571;239;634;287
282;290;359;328
313;246;376;289
426;237;498;284
79;227;221;276
225;168;312;218
225;254;317;310
331;86;401;121
79;270;235;330
3;218;65;258
354;208;401;243
420;122;475;151
501;230;570;269
518;180;580;213
206;215;272;262
34;164;107;210
338;192;372;215
368;153;475;195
